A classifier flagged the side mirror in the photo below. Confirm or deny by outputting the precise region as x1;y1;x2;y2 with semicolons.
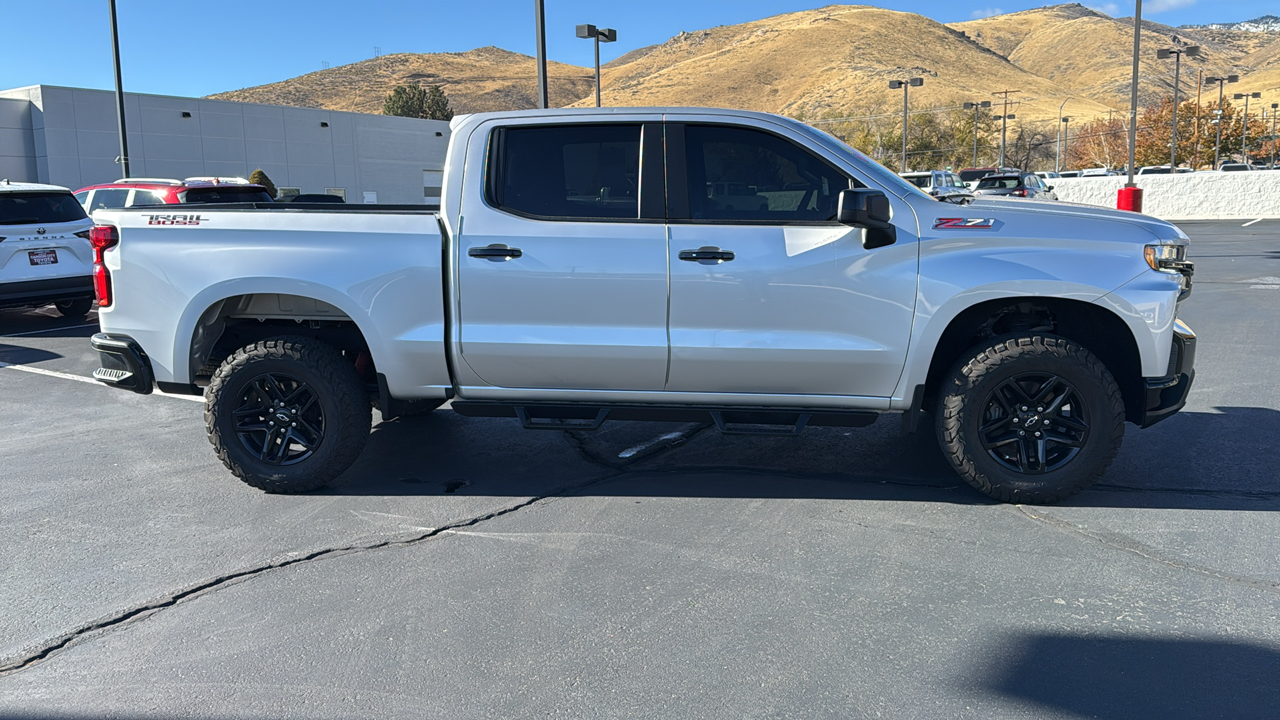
1045;185;1055;192
837;189;896;249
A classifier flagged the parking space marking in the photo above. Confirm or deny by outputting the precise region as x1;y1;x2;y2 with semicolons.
1;322;99;338
618;431;687;459
1242;218;1264;227
0;361;205;402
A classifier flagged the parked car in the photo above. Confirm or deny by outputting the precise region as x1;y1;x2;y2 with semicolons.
972;173;1059;200
1058;170;1082;178
957;166;1020;189
0;181;96;318
1218;163;1253;172
1034;171;1062;180
1080;168;1118;177
74;178;274;211
89;106;1196;506
1138;166;1175;175
899;171;973;203
285;194;346;203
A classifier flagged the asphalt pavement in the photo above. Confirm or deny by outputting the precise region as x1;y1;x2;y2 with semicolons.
1;219;1278;718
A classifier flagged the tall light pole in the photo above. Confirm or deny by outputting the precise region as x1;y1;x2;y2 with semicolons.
1056;96;1072;172
1205;74;1239;169
1234;92;1261;165
889;77;923;172
1060;117;1071;172
108;0;130;178
963;100;991;167
1271;103;1279;168
534;0;548;109
992;89;1021;167
1124;0;1142;188
576;25;617;108
1157;45;1200;168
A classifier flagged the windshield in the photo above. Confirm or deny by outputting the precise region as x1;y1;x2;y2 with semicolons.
181;188;274;203
976;176;1021;189
0;191;89;225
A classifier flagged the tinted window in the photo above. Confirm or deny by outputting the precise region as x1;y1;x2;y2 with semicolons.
684;124;851;222
492;124;640;220
181;188;274;203
0;192;89;225
976;176;1021;189
959;169;989;182
903;175;930;188
89;188;130;211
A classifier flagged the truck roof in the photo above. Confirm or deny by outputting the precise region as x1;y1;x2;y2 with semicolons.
451;106;797;131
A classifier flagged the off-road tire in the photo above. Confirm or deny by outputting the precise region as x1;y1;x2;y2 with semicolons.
54;299;93;318
205;336;371;493
936;334;1125;504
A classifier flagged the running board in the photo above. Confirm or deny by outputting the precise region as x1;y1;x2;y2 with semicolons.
450;401;878;433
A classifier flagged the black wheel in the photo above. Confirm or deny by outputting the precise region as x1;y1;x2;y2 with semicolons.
205;337;371;493
936;334;1125;504
54;298;93;318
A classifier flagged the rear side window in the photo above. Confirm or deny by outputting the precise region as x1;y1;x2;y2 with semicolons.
977;177;1020;189
181;188;273;203
89;188;130;211
0;192;89;225
682;124;852;222
490;124;641;220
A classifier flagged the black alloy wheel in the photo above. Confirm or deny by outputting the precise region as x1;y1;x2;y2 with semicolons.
233;372;325;465
978;373;1089;475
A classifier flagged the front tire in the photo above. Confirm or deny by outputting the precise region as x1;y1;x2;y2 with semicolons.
205;337;371;493
936;334;1125;504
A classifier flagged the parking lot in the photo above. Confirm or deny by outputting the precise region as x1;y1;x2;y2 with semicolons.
1;219;1278;718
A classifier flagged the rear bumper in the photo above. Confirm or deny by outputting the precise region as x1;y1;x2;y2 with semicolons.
0;276;94;308
91;333;154;394
1138;319;1196;429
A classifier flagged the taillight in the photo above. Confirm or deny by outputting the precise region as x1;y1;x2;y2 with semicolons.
1011;189;1027;197
90;226;119;307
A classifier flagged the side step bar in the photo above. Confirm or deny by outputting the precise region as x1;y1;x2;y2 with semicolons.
451;401;878;434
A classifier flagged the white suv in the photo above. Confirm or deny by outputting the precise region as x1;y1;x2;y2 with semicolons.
0;181;96;318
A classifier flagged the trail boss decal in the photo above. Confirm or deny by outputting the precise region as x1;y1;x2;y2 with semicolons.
144;214;207;226
933;218;996;230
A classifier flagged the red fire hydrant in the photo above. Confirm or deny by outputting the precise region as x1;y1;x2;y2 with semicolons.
1117;186;1144;213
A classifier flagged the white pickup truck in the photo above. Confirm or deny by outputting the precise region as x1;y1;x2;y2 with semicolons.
88;107;1196;504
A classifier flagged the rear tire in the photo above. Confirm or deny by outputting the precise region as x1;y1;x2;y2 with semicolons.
54;299;93;318
936;334;1125;504
205;336;371;493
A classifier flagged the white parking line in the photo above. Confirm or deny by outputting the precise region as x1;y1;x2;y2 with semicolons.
618;431;687;459
1242;218;1264;227
0;361;205;402
1;322;98;338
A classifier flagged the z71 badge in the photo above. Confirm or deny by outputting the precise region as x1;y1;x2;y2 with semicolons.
144;214;207;226
934;218;996;229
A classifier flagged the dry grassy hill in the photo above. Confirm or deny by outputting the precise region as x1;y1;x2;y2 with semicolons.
208;47;595;115
577;5;1110;123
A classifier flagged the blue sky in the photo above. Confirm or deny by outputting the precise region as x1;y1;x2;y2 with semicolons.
1;1;1273;98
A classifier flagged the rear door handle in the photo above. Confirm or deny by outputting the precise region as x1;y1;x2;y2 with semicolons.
678;246;735;264
468;244;523;261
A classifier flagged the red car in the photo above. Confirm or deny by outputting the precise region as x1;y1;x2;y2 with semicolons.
74;177;274;212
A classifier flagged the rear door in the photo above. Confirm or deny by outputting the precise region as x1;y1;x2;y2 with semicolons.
663;120;918;399
455;118;670;391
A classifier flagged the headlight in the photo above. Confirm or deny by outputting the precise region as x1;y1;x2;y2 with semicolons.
1144;244;1186;272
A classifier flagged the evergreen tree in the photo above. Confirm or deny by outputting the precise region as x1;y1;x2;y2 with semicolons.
383;84;454;121
248;168;277;199
424;85;454;122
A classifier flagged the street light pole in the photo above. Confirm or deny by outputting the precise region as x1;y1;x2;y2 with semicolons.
963;100;991;167
108;0;130;178
576;25;617;107
1061;117;1071;171
991;89;1021;167
534;0;549;109
1124;0;1142;188
1158;45;1200;168
889;77;923;172
1234;92;1261;165
1271;103;1279;168
1056;97;1072;172
1206;74;1240;168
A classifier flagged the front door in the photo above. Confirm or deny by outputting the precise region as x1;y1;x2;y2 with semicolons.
664;121;918;398
456;120;670;391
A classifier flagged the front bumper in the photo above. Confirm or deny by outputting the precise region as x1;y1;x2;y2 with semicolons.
91;333;154;394
1138;319;1196;429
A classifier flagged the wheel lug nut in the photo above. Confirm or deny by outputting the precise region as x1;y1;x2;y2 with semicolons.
1019;430;1025;436
1044;420;1050;425
291;422;297;427
1021;406;1028;411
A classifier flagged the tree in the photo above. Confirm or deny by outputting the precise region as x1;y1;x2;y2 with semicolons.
382;84;454;121
248;168;277;199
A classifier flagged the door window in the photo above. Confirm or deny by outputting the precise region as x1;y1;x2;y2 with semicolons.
88;188;129;211
489;124;641;220
681;124;853;223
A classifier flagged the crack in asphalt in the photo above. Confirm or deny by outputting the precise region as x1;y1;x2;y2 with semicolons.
1013;505;1280;595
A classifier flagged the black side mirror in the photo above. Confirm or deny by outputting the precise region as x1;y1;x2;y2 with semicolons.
1045;186;1055;192
837;189;896;249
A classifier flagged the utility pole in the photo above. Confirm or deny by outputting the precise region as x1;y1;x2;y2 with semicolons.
1060;117;1071;172
889;77;924;172
1206;74;1240;169
534;0;548;109
1235;92;1262;165
991;89;1021;167
1271;102;1279;168
1193;69;1203;169
108;0;130;178
1057;96;1072;172
1124;0;1141;188
963;100;991;167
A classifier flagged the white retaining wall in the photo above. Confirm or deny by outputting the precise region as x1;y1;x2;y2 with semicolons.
1048;170;1280;220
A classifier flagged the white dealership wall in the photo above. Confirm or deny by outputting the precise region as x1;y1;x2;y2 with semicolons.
0;85;449;205
1049;171;1280;220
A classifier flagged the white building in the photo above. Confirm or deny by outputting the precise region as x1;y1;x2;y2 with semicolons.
0;85;449;205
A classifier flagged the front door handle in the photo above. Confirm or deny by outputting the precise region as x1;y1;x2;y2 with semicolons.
468;244;523;261
678;246;735;264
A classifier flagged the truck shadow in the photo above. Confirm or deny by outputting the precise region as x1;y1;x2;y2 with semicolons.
330;406;1280;511
0;342;63;365
973;631;1280;719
